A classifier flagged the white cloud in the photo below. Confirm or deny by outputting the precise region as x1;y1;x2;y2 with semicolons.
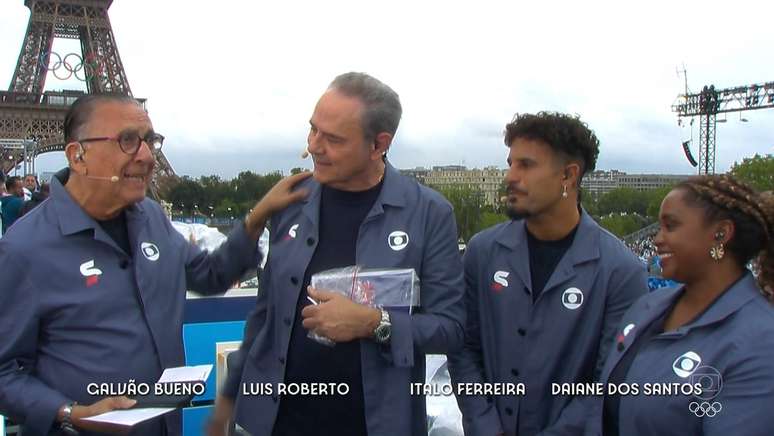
1;0;772;178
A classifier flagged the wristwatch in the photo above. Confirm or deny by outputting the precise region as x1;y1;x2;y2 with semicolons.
60;402;79;435
373;309;392;344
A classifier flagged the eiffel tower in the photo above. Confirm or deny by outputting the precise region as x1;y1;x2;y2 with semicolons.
0;0;175;194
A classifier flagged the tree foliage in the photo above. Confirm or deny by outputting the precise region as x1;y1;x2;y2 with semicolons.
598;213;649;238
430;184;484;242
730;154;774;192
162;171;283;218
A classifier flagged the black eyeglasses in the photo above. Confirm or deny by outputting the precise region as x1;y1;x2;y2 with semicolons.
77;132;165;154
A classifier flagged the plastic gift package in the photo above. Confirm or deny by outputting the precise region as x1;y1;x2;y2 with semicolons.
307;266;420;346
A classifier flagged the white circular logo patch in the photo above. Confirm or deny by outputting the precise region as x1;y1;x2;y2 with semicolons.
388;230;409;251
673;351;702;378
561;287;584;310
141;242;160;261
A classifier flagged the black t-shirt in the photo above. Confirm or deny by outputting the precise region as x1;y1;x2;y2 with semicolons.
526;224;578;302
273;178;383;436
98;211;131;255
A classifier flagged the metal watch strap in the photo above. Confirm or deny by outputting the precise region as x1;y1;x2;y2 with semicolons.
373;309;391;343
60;402;79;436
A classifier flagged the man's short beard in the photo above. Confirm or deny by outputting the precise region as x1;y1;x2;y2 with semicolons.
506;205;530;221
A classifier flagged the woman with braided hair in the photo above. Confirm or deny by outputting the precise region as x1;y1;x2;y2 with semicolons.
586;174;774;436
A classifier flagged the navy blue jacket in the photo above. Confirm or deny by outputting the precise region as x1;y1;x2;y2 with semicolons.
448;211;648;436
586;272;774;436
224;164;466;436
0;173;257;435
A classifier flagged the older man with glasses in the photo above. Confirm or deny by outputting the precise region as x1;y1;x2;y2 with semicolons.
0;93;310;436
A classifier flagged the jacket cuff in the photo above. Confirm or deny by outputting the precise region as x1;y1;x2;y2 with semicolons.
26;392;71;436
379;309;414;367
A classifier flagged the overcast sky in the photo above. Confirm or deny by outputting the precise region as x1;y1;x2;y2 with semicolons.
1;0;772;178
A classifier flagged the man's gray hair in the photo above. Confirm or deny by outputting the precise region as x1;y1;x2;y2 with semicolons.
329;72;402;142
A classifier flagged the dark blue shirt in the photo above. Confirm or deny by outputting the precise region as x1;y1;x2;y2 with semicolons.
274;180;383;436
1;195;23;233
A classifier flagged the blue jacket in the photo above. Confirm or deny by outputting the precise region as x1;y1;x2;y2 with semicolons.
224;164;466;436
0;172;257;435
448;211;648;436
1;195;23;234
586;272;774;436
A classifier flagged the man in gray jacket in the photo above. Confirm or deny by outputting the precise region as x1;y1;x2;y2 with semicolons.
0;93;308;435
448;112;648;436
210;72;465;436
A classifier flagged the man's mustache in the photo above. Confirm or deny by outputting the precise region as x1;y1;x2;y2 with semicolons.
506;185;527;196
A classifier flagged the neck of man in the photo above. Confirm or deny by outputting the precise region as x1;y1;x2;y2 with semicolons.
525;193;581;241
332;161;386;192
65;175;124;220
681;260;744;309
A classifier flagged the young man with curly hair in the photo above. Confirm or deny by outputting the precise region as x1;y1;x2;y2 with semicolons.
449;112;648;436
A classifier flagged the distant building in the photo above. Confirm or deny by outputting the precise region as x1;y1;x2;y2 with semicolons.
402;165;691;205
399;167;430;184
405;165;507;207
582;170;690;197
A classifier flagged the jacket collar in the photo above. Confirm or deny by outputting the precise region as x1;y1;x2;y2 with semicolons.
50;168;147;254
495;208;601;264
649;272;759;337
301;161;408;226
493;208;601;293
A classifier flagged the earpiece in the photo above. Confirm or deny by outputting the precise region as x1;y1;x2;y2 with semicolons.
75;144;85;161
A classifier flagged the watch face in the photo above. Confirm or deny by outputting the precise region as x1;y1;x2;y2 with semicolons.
375;324;391;342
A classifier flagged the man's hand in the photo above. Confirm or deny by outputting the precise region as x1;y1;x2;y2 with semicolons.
301;287;381;343
63;396;136;434
206;395;235;436
245;171;312;239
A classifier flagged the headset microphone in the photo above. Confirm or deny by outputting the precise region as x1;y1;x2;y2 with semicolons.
86;175;120;183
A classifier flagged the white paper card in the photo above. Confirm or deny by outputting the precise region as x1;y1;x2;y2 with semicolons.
81;408;174;426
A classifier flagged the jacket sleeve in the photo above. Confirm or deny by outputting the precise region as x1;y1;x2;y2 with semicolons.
383;199;465;368
0;248;71;435
167;216;261;295
220;239;272;399
538;253;648;436
704;331;774;436
447;235;505;436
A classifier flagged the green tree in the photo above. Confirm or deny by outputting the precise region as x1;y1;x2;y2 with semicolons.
597;187;648;216
214;198;238;219
581;192;600;217
730;154;774;192
431;184;484;242
166;176;205;215
598;213;649;238
479;210;508;232
645;185;674;219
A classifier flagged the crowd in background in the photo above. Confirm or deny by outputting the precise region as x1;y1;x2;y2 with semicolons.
0;173;50;237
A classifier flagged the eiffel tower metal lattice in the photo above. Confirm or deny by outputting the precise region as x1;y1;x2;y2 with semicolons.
1;0;175;193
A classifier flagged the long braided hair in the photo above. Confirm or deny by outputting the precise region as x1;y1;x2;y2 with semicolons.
676;175;774;300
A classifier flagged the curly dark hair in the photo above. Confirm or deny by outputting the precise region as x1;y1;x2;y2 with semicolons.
677;175;774;300
503;111;600;183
